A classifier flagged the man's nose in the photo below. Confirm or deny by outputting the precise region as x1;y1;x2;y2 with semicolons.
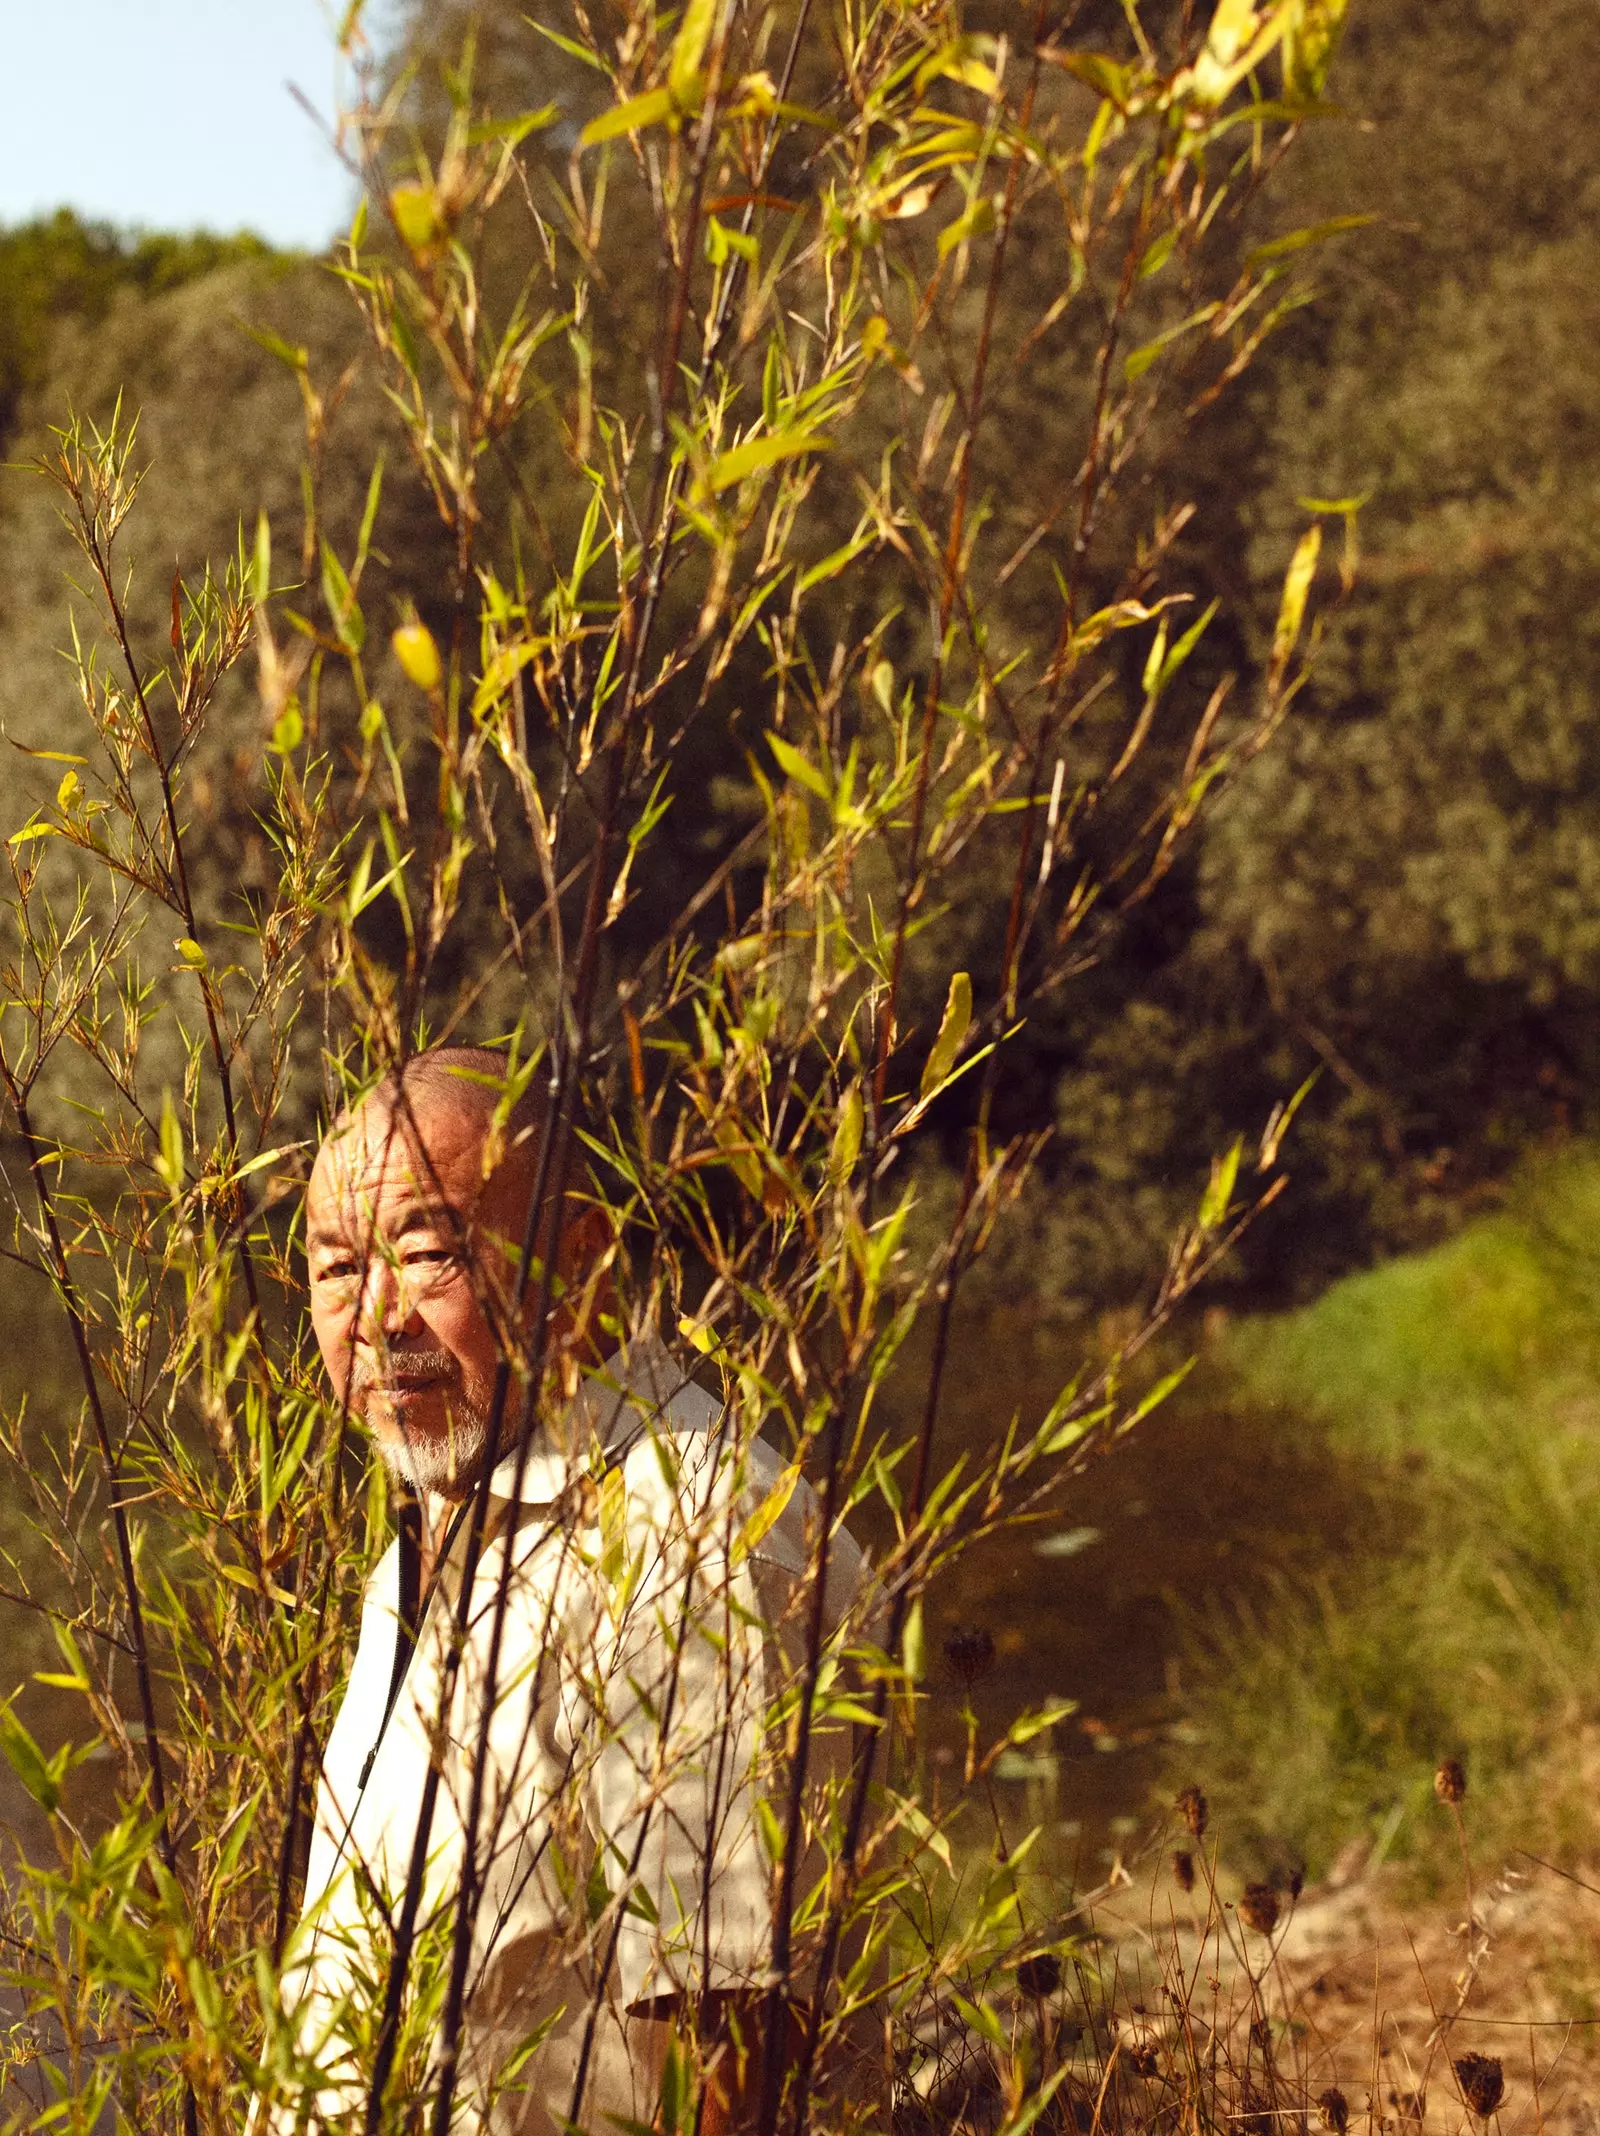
359;1256;424;1341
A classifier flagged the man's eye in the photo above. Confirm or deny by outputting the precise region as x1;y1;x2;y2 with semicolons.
403;1248;458;1269
316;1261;359;1284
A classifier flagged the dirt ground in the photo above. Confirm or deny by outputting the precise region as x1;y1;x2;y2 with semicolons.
1083;1844;1600;2136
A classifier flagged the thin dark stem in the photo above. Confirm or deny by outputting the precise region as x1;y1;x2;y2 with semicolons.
0;1057;199;2136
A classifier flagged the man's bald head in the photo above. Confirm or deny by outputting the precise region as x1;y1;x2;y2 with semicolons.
355;1046;550;1184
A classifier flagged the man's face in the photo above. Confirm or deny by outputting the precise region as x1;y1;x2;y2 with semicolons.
304;1089;541;1496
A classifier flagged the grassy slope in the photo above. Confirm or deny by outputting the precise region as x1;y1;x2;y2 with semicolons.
1180;1145;1600;1880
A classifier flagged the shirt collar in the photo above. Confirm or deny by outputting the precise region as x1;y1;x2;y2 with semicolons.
481;1327;708;1508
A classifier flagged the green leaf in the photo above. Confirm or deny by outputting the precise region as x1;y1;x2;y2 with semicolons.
1199;1136;1243;1232
1124;301;1221;382
920;971;972;1099
156;1091;185;1194
580;86;678;146
902;1594;926;1683
767;731;830;800
1139;228;1178;280
271;702;304;755
0;1701;60;1813
320;539;365;654
1007;1696;1077;1745
697;430;831;498
938;196;996;259
1246;213;1373;270
467;104;560;147
829;1084;864;1184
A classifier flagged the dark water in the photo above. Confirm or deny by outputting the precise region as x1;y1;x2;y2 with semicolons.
879;1306;1357;1871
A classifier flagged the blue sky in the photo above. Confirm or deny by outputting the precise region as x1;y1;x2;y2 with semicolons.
2;1;365;249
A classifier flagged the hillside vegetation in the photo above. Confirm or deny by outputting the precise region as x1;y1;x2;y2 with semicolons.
1182;1144;1600;1879
2;3;1599;1316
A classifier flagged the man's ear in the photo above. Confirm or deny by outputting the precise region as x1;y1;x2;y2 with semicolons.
560;1198;612;1275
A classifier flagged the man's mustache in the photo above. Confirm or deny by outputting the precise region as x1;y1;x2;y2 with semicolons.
351;1349;459;1392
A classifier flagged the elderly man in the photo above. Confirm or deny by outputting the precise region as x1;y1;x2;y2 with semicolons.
274;1047;870;2135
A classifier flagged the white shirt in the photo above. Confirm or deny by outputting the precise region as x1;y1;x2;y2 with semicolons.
269;1334;869;2135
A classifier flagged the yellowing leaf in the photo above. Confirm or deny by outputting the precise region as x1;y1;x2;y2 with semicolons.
737;1463;799;1559
669;0;717;106
1282;0;1349;100
920;971;972;1100
392;621;443;691
389;179;444;256
56;769;80;811
1272;523;1323;671
902;1595;926;1683
175;938;208;969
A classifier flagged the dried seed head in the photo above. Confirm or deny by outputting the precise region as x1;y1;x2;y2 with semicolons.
943;1626;997;1688
1238;1882;1280;1936
1127;2042;1160;2078
1176;1784;1208;1838
1435;1757;1468;1805
1318;2088;1350;2134
1288;1866;1304;1902
1016;1953;1062;1999
1250;2018;1274;2057
1172;1850;1196;1892
1240;2077;1272;2136
1454;2054;1504;2118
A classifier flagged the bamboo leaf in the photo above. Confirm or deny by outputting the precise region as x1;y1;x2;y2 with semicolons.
829;1084;864;1184
767;731;830;800
920;971;972;1099
669;0;717;107
938;196;996;259
736;1463;799;1558
580;86;679;146
697;430;832;499
0;1701;60;1813
1199;1136;1243;1232
1272;523;1323;670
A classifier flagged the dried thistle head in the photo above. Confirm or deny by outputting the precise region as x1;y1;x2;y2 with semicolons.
943;1626;996;1689
1176;1783;1208;1838
1126;2042;1160;2078
1435;1756;1468;1804
1454;2054;1504;2118
1015;1953;1062;1999
1318;2087;1350;2134
1172;1849;1196;1892
1238;1882;1280;1935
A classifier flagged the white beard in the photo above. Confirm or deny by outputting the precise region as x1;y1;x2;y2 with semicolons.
357;1357;496;1497
376;1409;494;1496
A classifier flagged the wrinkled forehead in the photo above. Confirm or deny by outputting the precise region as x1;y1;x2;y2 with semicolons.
306;1091;491;1241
